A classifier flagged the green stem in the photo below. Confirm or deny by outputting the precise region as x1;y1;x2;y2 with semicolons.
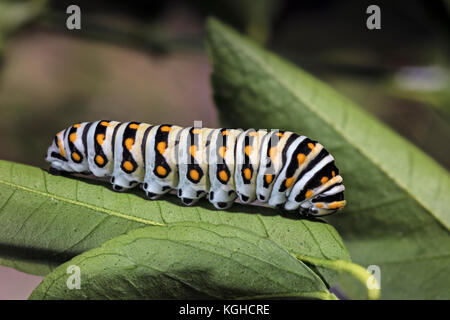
292;253;380;300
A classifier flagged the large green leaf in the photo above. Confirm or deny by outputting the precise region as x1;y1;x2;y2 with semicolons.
29;222;335;300
0;160;352;289
205;17;450;299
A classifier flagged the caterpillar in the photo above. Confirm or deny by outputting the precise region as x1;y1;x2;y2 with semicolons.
45;120;346;216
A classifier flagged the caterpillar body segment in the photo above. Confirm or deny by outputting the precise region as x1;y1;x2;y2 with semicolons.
46;120;346;216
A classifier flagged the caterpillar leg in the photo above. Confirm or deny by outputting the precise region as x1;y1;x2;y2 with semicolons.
142;182;172;200
208;189;236;209
177;186;206;206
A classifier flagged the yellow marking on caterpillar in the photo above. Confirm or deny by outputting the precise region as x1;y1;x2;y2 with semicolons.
285;177;294;188
69;133;77;143
328;200;346;209
245;145;253;157
123;161;134;172
219;146;227;158
129;123;139;130
72;152;80;161
57;132;66;157
95;155;105;165
269;147;277;159
125;138;134;151
297;153;306;165
190;145;197;158
190;169;199;181
305;190;314;198
219;170;228;182
156;165;167;176
157;142;166;155
96;134;105;146
243;168;252;180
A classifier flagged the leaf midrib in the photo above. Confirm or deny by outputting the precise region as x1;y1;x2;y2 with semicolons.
0;178;165;227
209;20;449;230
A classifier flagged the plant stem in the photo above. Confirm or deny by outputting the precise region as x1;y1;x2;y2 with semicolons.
292;253;381;300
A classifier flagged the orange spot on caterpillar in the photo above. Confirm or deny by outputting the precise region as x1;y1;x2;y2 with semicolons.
222;130;230;136
157;141;166;155
316;203;323;208
276;132;283;137
285;177;294;188
160;126;171;132
219;146;227;158
219;170;228;182
245;145;253;157
192;128;201;134
305;190;314;198
100;121;110;127
189;169;199;181
125;138;134;151
332;170;336;177
308;143;315;150
243;168;252;180
328;201;346;209
123;161;134;172
96;134;105;146
69;133;77;143
190;145;197;158
129;123;139;129
156;165;167;176
264;174;273;184
321;176;329;184
73;124;81;128
269;147;277;159
57;133;66;157
297;153;306;165
72;152;80;161
95;155;105;165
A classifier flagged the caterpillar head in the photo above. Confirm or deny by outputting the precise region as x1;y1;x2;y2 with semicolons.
299;183;346;217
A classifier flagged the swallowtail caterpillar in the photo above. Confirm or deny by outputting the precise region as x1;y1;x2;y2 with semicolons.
46;121;346;217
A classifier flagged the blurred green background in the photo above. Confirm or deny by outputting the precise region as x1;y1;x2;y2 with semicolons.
0;0;449;171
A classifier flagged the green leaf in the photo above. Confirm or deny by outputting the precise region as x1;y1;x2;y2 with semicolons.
0;0;47;36
0;160;350;289
29;222;336;300
205;17;450;299
0;0;47;66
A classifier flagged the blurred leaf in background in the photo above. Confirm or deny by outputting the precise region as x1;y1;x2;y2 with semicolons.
205;17;449;299
0;0;47;64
